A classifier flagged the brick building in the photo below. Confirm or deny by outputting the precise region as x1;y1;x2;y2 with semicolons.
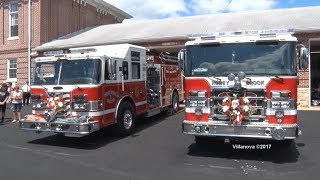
0;0;131;86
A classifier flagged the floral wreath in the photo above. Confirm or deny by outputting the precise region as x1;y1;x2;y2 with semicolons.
46;94;69;117
219;94;255;124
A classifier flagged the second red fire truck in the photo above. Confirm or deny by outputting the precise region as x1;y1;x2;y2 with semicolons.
20;44;184;137
179;29;308;145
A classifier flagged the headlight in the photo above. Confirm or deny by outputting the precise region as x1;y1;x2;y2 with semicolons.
73;94;88;102
271;91;291;99
72;103;88;110
271;101;291;109
189;90;207;98
197;100;207;107
31;94;43;102
32;101;45;109
189;100;198;107
187;99;208;107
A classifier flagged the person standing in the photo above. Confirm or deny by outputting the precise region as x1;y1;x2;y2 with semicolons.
6;82;13;104
22;80;31;106
0;84;10;123
11;85;23;123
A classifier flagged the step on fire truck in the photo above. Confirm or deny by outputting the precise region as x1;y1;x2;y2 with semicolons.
20;44;184;137
178;29;308;145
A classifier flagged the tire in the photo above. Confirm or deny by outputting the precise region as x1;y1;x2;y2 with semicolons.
171;92;179;113
115;102;135;136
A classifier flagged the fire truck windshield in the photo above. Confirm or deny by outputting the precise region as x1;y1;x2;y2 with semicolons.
32;59;101;85
185;41;296;77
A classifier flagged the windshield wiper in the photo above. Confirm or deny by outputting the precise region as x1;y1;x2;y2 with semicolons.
272;75;285;83
38;83;48;93
208;74;221;81
73;85;83;91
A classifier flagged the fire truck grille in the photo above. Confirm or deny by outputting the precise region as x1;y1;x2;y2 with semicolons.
211;89;266;122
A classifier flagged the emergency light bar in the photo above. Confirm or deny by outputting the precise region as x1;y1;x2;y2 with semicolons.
188;29;295;40
69;48;97;54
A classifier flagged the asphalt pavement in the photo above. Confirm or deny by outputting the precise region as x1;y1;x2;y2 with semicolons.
0;106;319;180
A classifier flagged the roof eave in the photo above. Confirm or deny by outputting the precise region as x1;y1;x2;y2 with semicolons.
84;0;132;20
33;35;187;52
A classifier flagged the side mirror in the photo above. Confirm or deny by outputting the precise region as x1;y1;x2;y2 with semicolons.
298;46;309;70
178;49;186;71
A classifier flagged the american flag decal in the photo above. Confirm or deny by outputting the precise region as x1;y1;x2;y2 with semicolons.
46;93;71;118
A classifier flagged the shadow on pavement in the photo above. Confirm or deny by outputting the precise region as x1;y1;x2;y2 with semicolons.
187;139;300;164
27;110;181;150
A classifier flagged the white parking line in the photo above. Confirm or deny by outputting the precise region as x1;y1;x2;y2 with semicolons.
209;165;236;170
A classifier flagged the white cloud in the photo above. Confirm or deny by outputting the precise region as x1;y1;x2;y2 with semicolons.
188;0;232;14
105;0;278;22
106;0;187;22
227;0;278;12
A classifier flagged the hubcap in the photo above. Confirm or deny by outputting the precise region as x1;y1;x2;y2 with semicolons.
173;95;178;110
123;110;133;130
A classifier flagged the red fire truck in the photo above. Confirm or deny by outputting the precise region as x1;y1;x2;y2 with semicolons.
20;44;184;137
179;30;308;145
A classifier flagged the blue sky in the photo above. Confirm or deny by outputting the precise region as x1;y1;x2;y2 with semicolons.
277;0;320;8
105;0;320;22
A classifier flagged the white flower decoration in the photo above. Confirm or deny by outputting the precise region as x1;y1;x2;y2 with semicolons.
232;99;239;109
223;105;229;112
223;97;229;103
58;102;64;108
243;97;250;104
243;105;249;112
54;97;60;101
50;101;55;107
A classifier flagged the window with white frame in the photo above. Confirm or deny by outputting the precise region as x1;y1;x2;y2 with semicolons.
9;1;18;38
131;51;141;79
8;59;17;80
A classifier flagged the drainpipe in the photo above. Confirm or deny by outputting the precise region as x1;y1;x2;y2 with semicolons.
28;0;31;86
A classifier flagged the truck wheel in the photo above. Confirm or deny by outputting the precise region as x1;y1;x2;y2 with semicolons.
172;92;179;113
115;102;135;136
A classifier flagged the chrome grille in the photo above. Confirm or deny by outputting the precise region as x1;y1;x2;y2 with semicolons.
210;89;266;122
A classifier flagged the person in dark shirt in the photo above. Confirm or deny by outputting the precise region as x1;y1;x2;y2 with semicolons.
0;83;10;123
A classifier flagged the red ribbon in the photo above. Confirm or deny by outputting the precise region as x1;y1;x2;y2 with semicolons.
233;113;244;124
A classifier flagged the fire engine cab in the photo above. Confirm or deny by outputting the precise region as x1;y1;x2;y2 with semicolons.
20;44;184;137
179;29;308;145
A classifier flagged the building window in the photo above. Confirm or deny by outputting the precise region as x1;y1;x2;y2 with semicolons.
9;1;19;38
8;59;17;80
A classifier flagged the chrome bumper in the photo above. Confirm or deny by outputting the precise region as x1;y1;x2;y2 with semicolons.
19;120;100;137
182;121;301;140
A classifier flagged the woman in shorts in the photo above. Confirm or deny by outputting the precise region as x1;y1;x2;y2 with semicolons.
11;85;23;123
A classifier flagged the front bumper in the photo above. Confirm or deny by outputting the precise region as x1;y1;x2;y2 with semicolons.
19;120;100;137
183;121;300;140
